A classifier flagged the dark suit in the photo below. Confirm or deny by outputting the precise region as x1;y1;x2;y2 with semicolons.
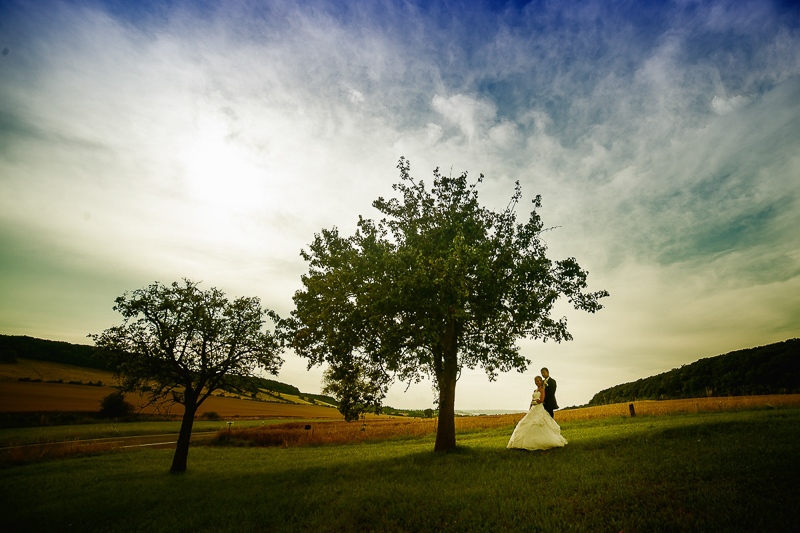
543;377;558;418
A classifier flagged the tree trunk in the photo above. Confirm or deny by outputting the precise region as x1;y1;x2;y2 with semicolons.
434;363;457;451
170;402;197;473
434;318;459;452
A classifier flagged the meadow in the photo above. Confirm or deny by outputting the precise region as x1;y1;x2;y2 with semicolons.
2;406;798;532
3;394;798;465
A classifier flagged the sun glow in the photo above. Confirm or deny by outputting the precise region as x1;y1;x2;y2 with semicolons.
175;113;271;248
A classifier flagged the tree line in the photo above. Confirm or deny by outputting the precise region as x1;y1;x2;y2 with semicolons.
0;334;108;369
587;338;800;406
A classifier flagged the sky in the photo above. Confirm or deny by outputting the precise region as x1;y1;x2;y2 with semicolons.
1;0;799;411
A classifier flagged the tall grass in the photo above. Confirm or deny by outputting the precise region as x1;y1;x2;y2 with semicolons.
2;408;798;532
214;415;525;447
212;394;800;448
0;438;116;465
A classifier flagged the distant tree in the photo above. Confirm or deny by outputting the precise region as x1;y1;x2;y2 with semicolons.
284;158;608;451
99;391;134;418
91;279;283;472
251;377;301;396
321;360;390;422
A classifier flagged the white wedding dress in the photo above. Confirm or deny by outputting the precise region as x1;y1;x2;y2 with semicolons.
507;390;568;450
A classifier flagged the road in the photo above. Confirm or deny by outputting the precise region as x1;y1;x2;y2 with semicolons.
2;431;220;456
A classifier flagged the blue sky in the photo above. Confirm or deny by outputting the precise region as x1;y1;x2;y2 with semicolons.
1;0;799;409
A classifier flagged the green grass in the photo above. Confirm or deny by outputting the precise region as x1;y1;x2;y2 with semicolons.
2;409;798;532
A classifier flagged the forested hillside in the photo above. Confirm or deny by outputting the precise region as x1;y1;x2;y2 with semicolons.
0;335;107;369
588;338;800;405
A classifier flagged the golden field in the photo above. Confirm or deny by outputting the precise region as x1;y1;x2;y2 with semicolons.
0;359;342;419
554;394;800;422
3;358;799;424
221;393;800;447
0;381;343;419
0;358;111;384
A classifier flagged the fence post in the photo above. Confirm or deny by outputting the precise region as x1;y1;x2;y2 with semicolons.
628;403;636;417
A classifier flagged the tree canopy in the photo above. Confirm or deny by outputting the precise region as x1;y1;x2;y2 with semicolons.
91;279;283;472
284;158;608;451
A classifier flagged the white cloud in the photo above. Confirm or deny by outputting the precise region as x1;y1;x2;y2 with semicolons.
347;88;365;104
431;93;497;143
711;94;752;115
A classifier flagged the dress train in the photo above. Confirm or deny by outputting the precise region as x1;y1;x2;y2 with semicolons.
507;391;567;450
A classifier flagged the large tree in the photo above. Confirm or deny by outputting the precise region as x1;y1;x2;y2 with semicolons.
284;158;608;451
91;279;283;472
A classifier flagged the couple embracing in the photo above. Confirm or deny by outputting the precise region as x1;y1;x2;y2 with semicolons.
507;367;568;451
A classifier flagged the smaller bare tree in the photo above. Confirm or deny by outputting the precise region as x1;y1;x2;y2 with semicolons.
91;279;283;473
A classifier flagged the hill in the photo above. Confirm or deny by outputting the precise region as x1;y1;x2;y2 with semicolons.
588;338;800;405
0;334;107;369
0;334;337;406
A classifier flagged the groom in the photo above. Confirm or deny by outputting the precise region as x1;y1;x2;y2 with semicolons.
541;367;558;418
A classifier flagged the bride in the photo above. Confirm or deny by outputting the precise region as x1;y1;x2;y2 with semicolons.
507;376;568;450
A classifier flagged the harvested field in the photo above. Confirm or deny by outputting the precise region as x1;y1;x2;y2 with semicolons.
0;358;341;418
0;358;342;419
0;358;112;384
555;394;800;422
0;381;343;419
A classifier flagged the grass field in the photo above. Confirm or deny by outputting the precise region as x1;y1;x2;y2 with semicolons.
2;407;798;532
